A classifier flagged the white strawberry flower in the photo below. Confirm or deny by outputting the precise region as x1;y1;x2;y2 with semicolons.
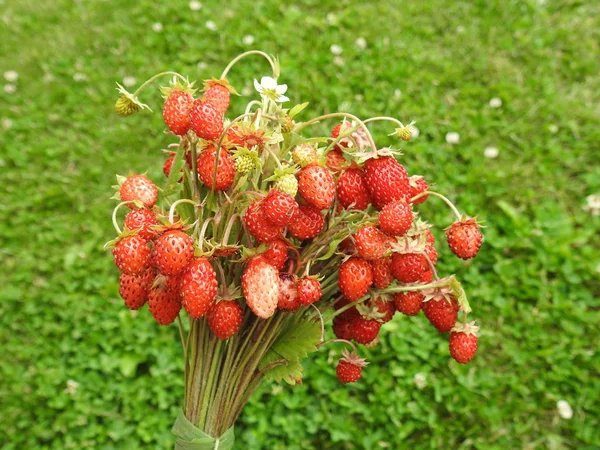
253;76;289;102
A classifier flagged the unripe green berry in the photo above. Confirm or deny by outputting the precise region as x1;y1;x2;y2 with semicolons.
292;144;317;168
282;114;294;133
115;95;140;116
277;174;298;197
235;154;255;173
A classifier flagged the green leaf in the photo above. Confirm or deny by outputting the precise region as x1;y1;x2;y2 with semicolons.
288;102;309;118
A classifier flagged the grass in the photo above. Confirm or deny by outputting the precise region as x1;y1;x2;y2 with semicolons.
1;0;599;448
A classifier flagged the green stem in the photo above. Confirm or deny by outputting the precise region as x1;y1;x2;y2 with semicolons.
412;190;462;221
220;50;277;79
133;71;187;96
198;338;222;429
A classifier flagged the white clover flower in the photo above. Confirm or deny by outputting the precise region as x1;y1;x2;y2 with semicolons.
197;62;207;71
445;132;460;144
326;12;337;26
583;194;600;216
2;117;13;130
330;44;343;55
64;380;80;395
73;73;87;82
189;0;202;10
253;76;289;102
548;124;559;133
333;56;345;66
152;22;163;33
484;147;499;158
206;20;217;31
355;37;367;50
409;125;420;138
393;89;402;99
557;400;573;419
489;97;502;108
413;373;427;389
4;70;18;82
243;34;255;46
43;73;54;83
123;76;136;88
456;26;466;34
3;84;16;94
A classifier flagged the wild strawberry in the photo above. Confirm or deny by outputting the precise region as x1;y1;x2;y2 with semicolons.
338;237;355;254
154;230;195;276
332;316;353;340
370;257;393;289
338;258;373;301
180;258;218;319
394;291;424;316
336;168;371;210
425;242;438;265
336;349;368;383
190;100;224;140
330;123;348;150
374;297;395;323
379;200;413;236
419;269;433;283
196;145;235;191
354;225;390;260
242;256;279;319
391;252;428;284
124;209;158;241
118;267;155;310
278;273;301;311
325;149;347;173
296;277;321;306
113;235;151;275
148;284;182;325
276;173;298;197
207;301;243;340
292;144;317;167
445;218;483;260
408;175;429;204
163;90;193;135
349;316;381;345
263;189;299;226
202;79;233;114
298;165;336;210
119;174;158;209
244;200;283;243
449;322;479;363
421;288;459;332
363;156;410;209
287;205;324;240
334;297;360;319
263;239;288;270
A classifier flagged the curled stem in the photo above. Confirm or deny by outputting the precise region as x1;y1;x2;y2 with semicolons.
111;201;137;234
220;50;277;80
363;116;408;128
412;191;462;221
169;198;199;224
310;304;325;343
319;338;357;353
133;71;187;96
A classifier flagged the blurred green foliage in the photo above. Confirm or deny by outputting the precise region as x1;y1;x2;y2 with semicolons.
1;0;599;449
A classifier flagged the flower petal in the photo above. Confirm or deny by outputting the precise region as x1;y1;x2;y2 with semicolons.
276;84;288;95
276;94;290;103
261;76;277;89
254;79;263;93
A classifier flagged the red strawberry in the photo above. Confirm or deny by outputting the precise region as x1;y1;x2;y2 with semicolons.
332;316;353;340
202;79;232;114
190;100;224;140
374;297;395;323
331;123;352;151
334;297;360;320
180;258;218;319
421;290;459;332
370;257;393;289
391;252;428;284
263;239;288;270
278;273;301;311
244;200;283;243
449;322;479;363
154;230;195;276
425;242;438;265
119;175;158;209
336;349;368;383
148;283;182;325
338;237;355;254
163;152;175;178
349;316;381;345
408;175;429;204
296;277;321;306
394;291;423;316
338;258;373;301
263;189;299;226
113;235;151;275
124;209;158;241
242;256;279;318
287;205;324;240
119;267;155;310
446;218;483;260
298;165;336;210
196;145;235;191
325;149;347;173
163;90;193;135
419;269;433;283
379;200;413;236
354;225;390;260
207;301;243;340
337;168;371;210
363;156;410;209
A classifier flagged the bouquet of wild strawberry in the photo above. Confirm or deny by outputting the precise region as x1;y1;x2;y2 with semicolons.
107;51;484;449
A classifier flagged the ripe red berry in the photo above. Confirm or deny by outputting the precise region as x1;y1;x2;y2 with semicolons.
154;230;195;276
422;294;459;333
337;168;371;210
262;238;289;270
244;200;284;243
374;297;395;323
124;209;158;241
338;258;373;301
332;316;353;340
118;267;155;310
287;205;325;240
363;156;410;210
370;257;393;289
296;277;321;306
202;80;231;114
278;273;301;311
445;218;483;260
207;301;243;340
379;200;413;236
394;291;424;316
408;175;429;204
336;349;368;383
180;258;218;319
119;175;158;209
263;189;299;226
449;322;479;363
391;252;429;284
163;90;193;135
325;149;347;173
298;165;336;210
354;225;390;261
190;99;224;140
113;235;151;276
148;283;182;325
349;316;381;345
196;145;235;191
242;256;279;318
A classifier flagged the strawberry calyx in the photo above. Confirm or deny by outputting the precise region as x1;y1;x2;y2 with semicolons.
389;234;427;255
340;348;369;367
103;227;141;250
152;219;191;235
356;295;391;322
387;120;416;142
203;78;239;95
451;321;480;336
160;76;197;100
352;146;404;165
115;83;152;114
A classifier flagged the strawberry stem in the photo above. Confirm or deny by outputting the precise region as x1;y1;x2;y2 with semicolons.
168;198;199;224
423;252;440;281
220;50;277;80
363;116;409;128
412;190;462;221
111;201;137;234
310;303;326;343
132;71;187;96
319;338;358;354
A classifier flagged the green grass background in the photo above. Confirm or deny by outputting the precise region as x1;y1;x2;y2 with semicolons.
1;0;599;448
